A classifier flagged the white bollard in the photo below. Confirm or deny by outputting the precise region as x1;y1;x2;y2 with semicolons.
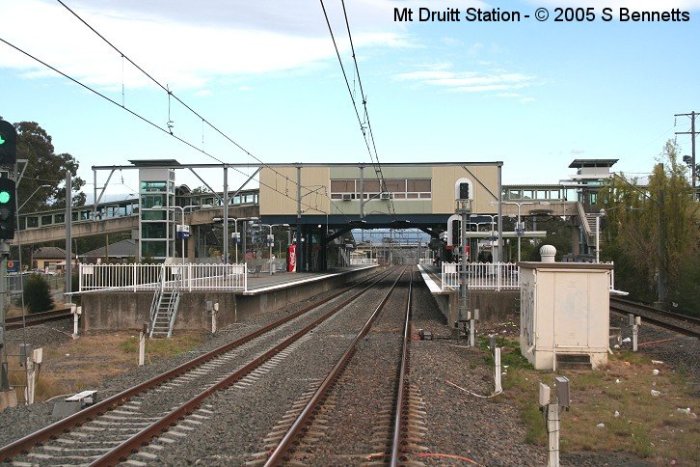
468;308;479;347
211;302;219;335
494;347;502;394
547;402;560;467
71;305;81;339
138;331;146;366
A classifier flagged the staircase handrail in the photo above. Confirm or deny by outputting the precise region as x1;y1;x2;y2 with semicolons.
577;202;593;240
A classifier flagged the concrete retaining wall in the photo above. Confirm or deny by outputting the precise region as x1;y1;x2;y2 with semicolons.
423;288;519;325
81;268;375;332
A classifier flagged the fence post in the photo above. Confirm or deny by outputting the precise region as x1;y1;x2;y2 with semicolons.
244;263;248;292
78;263;83;292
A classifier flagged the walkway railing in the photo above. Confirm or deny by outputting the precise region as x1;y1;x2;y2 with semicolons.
441;261;616;292
79;263;247;293
441;262;519;291
349;257;378;266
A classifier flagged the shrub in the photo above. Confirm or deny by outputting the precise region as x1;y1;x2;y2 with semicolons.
23;274;54;313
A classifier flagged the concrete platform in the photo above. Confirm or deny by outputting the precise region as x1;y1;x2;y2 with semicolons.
80;265;378;333
417;264;518;325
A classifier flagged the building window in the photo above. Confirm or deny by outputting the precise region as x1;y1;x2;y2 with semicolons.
142;223;168;239
330;178;431;200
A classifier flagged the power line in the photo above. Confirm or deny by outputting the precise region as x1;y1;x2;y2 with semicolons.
0;35;339;220
319;0;396;218
54;0;353;220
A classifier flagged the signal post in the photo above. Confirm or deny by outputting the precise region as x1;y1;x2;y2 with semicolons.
0;119;17;407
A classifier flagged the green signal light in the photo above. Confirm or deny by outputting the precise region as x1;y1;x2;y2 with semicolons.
0;191;10;204
0;135;6;145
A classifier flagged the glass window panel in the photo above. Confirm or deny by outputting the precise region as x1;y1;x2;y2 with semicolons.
363;180;380;193
142;195;165;209
393;193;406;199
384;179;404;193
27;217;39;228
55;214;65;223
331;179;355;192
142;241;166;257
406;193;418;199
142;211;167;221
41;215;53;226
140;181;167;192
407;179;431;192
142;223;168;239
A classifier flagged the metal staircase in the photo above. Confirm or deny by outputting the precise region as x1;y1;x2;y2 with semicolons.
149;289;181;338
148;264;182;338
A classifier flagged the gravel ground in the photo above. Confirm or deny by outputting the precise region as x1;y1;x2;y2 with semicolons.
1;268;696;466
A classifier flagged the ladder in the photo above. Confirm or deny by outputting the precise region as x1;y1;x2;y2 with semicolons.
149;289;181;338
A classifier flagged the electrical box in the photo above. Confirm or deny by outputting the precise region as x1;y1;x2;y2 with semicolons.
205;300;213;312
539;383;551;407
519;260;613;370
32;348;43;365
555;376;570;410
213;302;219;312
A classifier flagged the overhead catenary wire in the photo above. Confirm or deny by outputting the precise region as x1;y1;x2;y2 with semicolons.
319;0;396;218
0;36;338;220
54;0;347;218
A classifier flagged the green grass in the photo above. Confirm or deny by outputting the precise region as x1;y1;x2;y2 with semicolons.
489;337;700;463
119;332;204;358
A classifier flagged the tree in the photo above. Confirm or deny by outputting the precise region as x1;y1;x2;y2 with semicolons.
23;274;55;313
599;140;699;312
7;120;86;213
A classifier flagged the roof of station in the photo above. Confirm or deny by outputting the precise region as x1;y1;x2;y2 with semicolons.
568;159;618;168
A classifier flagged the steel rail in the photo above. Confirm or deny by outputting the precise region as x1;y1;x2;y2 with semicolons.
264;267;407;467
390;270;413;467
5;308;73;330
90;268;396;466
0;268;389;463
610;296;700;338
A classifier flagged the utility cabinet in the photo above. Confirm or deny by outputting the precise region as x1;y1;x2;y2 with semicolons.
519;262;612;370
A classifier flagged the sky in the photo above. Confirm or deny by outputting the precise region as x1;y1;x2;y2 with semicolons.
0;0;699;199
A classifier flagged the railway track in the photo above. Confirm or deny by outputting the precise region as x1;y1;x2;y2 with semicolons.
610;296;700;338
256;268;425;466
4;308;73;331
0;268;394;465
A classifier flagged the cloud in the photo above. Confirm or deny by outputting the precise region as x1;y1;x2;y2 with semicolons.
0;0;411;91
395;66;537;94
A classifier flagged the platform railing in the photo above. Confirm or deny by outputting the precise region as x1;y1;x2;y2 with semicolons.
441;261;616;292
79;263;247;293
441;262;520;291
349;257;379;266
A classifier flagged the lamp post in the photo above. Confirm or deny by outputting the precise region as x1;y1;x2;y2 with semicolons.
173;205;198;265
502;201;524;262
233;217;259;264
260;223;289;274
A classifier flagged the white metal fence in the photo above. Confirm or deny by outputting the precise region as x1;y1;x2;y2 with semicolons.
441;261;616;291
441;262;520;291
79;263;247;292
349;257;379;266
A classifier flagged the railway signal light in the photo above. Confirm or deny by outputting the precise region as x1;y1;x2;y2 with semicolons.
0;120;17;167
0;177;16;239
459;182;470;200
